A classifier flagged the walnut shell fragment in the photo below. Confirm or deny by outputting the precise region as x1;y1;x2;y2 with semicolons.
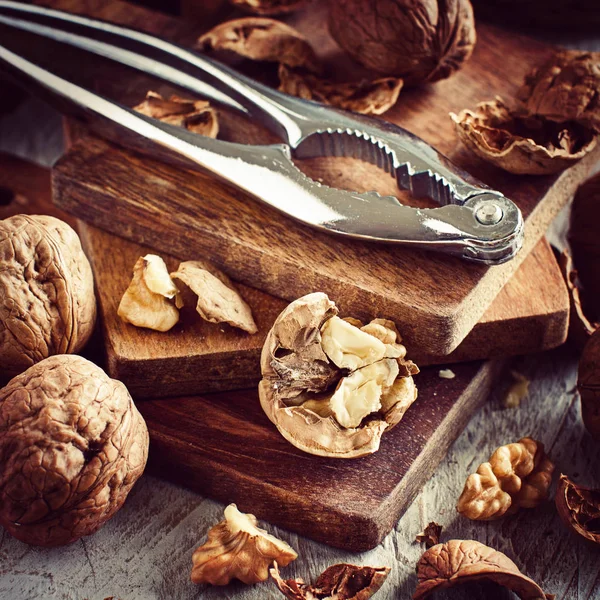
198;18;320;72
577;328;600;441
328;0;476;86
0;355;149;546
414;540;551;599
259;293;419;458
0;215;96;379
171;260;257;334
278;65;403;115
271;561;390;599
457;437;554;520
118;255;180;332
416;522;442;548
555;474;600;545
451;98;597;175
518;51;600;132
228;0;310;15
134;91;218;138
191;503;297;585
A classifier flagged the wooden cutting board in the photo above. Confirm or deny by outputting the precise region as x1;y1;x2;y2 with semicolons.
78;222;567;397
42;0;599;357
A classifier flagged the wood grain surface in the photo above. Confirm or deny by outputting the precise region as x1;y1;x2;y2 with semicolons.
79;221;568;397
45;0;600;356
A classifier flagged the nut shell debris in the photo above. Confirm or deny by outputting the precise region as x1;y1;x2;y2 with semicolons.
518;51;600;132
414;539;551;599
191;503;297;585
555;474;600;545
0;355;149;546
457;437;554;520
0;215;96;379
451;98;597;174
416;522;442;548
328;0;476;86
271;561;390;599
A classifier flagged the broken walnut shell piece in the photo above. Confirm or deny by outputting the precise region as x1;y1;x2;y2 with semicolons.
414;540;551;600
117;254;180;332
577;327;600;441
133;91;218;138
171;260;257;334
457;437;554;520
259;292;419;458
451;97;596;175
198;18;320;73
271;561;390;600
228;0;311;15
278;65;403;115
517;50;600;132
191;503;297;585
555;474;600;545
416;522;443;549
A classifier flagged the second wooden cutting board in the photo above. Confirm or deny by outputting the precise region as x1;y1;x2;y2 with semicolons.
78;223;567;398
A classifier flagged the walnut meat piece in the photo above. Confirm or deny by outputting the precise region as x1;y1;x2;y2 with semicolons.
0;355;149;546
328;0;476;86
259;293;419;458
171;260;257;334
518;51;600;132
191;503;297;585
271;561;390;599
414;540;551;599
118;255;180;332
0;215;96;379
451;98;597;175
457;437;554;520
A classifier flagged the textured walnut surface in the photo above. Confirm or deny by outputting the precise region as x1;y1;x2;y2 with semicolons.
0;215;96;379
0;355;148;546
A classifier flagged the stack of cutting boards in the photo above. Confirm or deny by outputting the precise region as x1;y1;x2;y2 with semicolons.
16;0;594;550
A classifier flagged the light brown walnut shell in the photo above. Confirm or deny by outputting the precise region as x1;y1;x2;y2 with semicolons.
259;293;419;458
328;0;476;86
451;98;597;175
134;91;219;138
457;437;554;520
271;561;390;599
0;355;149;546
198;17;320;72
518;51;600;132
278;65;403;115
414;540;551;599
228;0;311;15
191;504;297;585
0;215;96;379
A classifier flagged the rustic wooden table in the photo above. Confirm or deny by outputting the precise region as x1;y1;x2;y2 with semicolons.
1;26;600;600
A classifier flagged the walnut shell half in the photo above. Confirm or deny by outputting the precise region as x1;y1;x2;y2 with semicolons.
451;98;597;175
259;293;419;458
555;474;600;545
0;355;149;546
0;215;96;379
414;540;551;599
328;0;476;86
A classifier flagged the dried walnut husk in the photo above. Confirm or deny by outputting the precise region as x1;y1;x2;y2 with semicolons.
271;561;390;599
414;540;551;599
555;474;600;545
198;18;320;72
451;98;597;175
328;0;476;86
518;51;600;132
278;65;403;116
171;260;257;334
577;328;600;441
191;504;297;585
134;91;218;138
0;355;149;546
259;293;419;458
0;215;96;379
228;0;311;15
457;437;554;520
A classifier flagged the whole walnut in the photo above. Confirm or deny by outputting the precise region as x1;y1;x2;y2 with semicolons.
0;355;149;546
327;0;476;86
0;215;96;379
